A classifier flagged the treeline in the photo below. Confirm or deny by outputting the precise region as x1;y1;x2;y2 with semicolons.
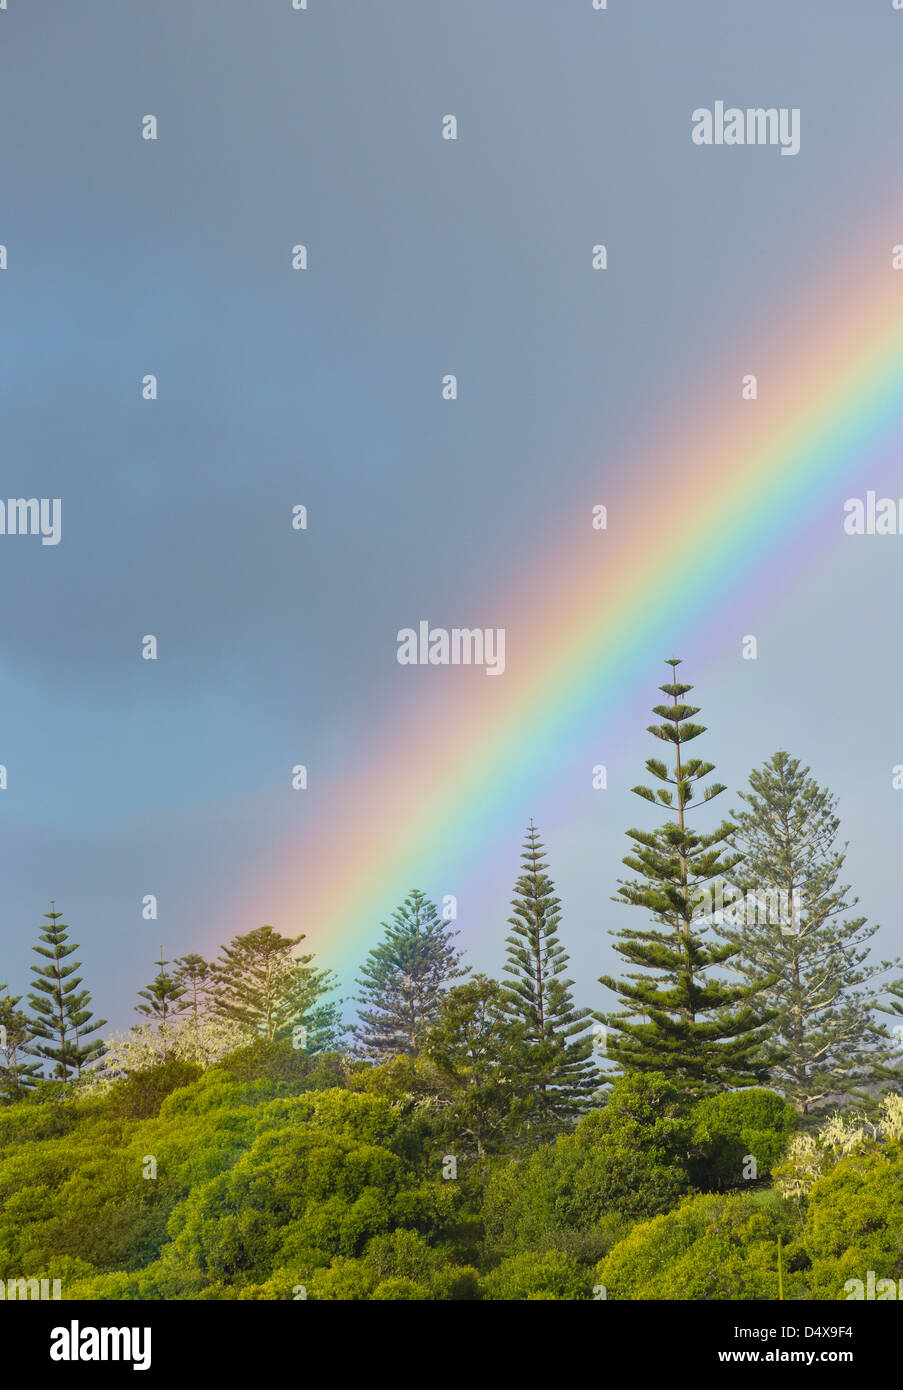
3;657;901;1118
2;658;903;1301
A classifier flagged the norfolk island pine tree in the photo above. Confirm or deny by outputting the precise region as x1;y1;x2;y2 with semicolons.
717;751;896;1114
27;903;107;1080
599;659;775;1094
500;821;598;1125
352;889;467;1059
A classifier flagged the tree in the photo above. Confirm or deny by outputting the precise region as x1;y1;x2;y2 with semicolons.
687;1088;797;1191
172;954;213;1028
599;658;773;1094
80;1015;249;1091
483;1072;694;1259
27;904;107;1080
500;821;598;1124
211;924;336;1046
873;978;903;1094
423;974;534;1160
352;889;467;1060
297;998;346;1056
482;1250;585;1302
0;986;43;1101
718;751;893;1114
594;1191;800;1301
135;948;187;1059
170;954;215;1066
801;1142;903;1299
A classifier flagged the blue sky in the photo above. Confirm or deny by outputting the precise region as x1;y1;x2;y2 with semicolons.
1;0;901;1030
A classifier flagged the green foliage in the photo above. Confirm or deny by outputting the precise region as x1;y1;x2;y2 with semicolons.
688;1088;797;1190
483;1250;587;1301
422;974;540;1160
211;925;337;1047
484;1073;692;1259
0;711;891;1303
500;822;598;1127
306;1228;480;1301
135;950;187;1035
352;890;467;1061
600;661;773;1094
801;1140;903;1297
171;954;213;1029
27;905;107;1080
0;987;43;1101
719;752;894;1113
104;1059;204;1120
596;1191;800;1300
874;977;903;1093
214;1039;345;1088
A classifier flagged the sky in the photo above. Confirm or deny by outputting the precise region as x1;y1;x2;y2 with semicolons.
1;0;902;1035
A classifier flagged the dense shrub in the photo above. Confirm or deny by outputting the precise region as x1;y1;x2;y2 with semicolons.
595;1191;800;1301
688;1088;797;1190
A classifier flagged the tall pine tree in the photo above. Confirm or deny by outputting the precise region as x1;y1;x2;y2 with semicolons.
27;904;107;1080
599;659;772;1094
501;821;597;1124
352;889;467;1060
718;751;894;1114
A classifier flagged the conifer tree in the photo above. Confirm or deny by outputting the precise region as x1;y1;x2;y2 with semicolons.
878;979;903;1092
719;751;894;1114
27;904;107;1080
599;659;773;1094
211;924;336;1045
352;889;467;1060
135;948;187;1060
425;974;536;1159
501;821;597;1123
172;954;213;1028
296;998;346;1056
0;986;43;1101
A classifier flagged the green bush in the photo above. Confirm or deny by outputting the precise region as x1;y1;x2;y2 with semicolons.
595;1191;801;1300
802;1140;903;1298
484;1250;587;1301
484;1072;691;1259
104;1060;203;1120
689;1088;797;1191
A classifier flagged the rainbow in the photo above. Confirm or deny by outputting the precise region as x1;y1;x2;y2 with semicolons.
246;234;903;983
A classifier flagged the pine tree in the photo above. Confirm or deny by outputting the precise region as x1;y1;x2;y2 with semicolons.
500;821;597;1124
135;948;187;1060
599;658;773;1094
424;974;536;1159
295;998;346;1056
172;954;213;1028
719;751;894;1114
878;979;903;1091
0;986;43;1101
211;925;336;1045
27;904;107;1080
352;889;467;1060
